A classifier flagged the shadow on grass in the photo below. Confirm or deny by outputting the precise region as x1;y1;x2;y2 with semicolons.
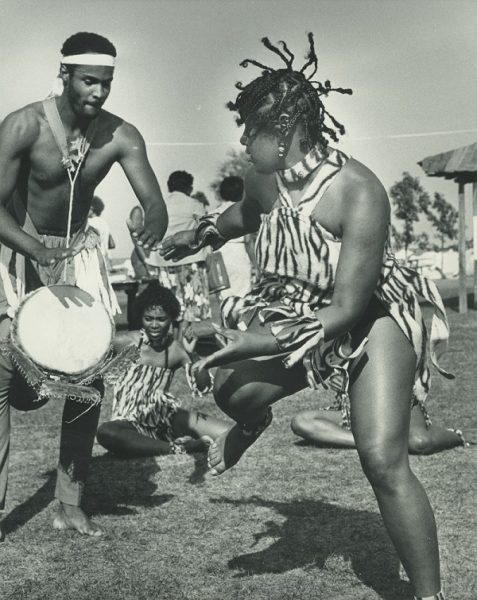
212;495;411;600
86;454;174;514
3;455;173;536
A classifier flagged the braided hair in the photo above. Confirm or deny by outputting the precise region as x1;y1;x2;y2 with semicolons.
227;33;352;153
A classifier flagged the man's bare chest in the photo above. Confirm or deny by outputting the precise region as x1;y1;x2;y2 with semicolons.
27;133;117;188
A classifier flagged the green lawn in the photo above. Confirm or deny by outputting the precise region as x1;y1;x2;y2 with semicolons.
1;287;476;600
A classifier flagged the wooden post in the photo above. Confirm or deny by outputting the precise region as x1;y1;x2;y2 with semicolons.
473;182;477;308
458;181;467;313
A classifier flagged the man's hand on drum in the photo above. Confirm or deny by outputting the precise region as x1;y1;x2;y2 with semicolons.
191;324;280;375
159;230;197;261
32;239;86;267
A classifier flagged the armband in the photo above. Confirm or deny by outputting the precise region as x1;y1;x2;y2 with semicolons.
193;214;227;251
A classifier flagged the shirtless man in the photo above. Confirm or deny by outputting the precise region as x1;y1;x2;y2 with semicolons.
0;32;167;540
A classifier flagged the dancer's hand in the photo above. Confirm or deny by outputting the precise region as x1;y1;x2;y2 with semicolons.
159;231;197;261
191;324;279;372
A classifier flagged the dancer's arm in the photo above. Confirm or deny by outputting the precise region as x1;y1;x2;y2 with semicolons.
118;122;168;250
178;344;213;394
0;110;84;265
309;173;389;340
159;168;266;261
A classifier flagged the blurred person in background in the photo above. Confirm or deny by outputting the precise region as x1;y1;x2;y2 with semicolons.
216;176;256;299
88;195;116;270
147;171;211;349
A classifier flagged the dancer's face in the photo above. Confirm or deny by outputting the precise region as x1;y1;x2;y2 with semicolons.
142;305;172;343
240;120;283;174
63;65;114;118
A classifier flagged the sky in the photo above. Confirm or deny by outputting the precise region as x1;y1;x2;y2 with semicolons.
1;0;477;258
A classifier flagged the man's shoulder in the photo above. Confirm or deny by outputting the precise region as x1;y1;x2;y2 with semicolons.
100;110;142;139
0;102;43;145
166;191;189;203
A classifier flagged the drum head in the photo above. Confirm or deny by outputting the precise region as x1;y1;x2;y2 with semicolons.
14;285;113;377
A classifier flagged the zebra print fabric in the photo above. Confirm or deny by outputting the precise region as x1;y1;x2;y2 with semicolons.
221;146;452;417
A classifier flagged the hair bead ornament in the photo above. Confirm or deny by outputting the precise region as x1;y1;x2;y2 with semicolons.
227;32;353;152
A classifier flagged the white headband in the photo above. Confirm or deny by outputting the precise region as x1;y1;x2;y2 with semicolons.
61;53;115;67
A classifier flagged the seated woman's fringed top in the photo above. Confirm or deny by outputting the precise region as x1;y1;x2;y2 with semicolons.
111;332;205;446
221;145;452;427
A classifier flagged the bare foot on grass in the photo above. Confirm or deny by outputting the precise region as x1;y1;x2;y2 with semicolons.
0;519;5;542
462;428;477;446
207;412;272;476
53;503;102;536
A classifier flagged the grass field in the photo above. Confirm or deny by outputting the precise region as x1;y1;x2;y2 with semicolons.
1;284;476;600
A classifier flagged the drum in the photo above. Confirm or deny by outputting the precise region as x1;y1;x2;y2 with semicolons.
0;285;138;404
14;285;113;377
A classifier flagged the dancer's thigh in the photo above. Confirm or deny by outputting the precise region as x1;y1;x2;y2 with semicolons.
215;307;308;406
349;315;417;455
214;354;307;408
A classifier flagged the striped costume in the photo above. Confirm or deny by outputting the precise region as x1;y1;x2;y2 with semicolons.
221;146;452;427
111;333;205;451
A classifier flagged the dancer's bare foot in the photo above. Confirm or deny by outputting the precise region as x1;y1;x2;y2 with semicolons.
462;428;477;446
53;503;102;536
207;411;273;476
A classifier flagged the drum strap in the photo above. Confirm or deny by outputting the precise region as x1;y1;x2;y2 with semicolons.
42;97;97;252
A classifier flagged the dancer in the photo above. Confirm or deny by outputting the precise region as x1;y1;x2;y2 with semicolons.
160;34;453;600
97;282;229;456
0;32;167;539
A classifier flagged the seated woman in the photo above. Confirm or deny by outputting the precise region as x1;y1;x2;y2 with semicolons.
97;282;229;456
291;405;474;454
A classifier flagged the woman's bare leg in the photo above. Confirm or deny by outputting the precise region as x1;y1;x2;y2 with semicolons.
350;315;441;597
97;420;172;456
291;410;355;448
207;355;306;475
291;406;470;454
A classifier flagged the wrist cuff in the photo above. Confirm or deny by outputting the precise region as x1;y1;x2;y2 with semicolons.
194;214;227;251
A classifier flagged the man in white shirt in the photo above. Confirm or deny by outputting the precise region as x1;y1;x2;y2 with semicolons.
146;171;211;336
216;176;256;299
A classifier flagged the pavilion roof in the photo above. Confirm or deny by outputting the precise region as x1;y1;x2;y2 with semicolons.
418;141;477;183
